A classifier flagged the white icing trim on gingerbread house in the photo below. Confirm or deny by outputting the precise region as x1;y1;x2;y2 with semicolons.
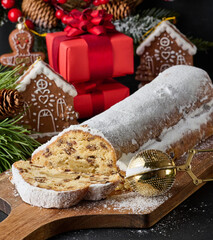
136;21;197;56
30;132;61;139
16;60;77;97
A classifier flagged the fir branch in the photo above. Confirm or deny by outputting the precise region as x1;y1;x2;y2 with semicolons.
113;8;179;45
114;15;161;44
189;37;213;52
0;116;41;173
0;65;22;90
137;8;179;19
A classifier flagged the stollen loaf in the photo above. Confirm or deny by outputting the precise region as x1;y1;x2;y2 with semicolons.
12;65;213;208
84;65;213;171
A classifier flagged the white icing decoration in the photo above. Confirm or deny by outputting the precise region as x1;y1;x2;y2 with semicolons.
30;132;60;139
160;64;171;72
176;54;186;65
136;21;197;56
57;98;67;118
16;60;77;97
36;79;48;89
37;109;56;132
38;95;49;104
23;102;31;119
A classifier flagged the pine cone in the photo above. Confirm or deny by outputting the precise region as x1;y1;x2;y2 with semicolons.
62;0;89;12
22;0;57;29
97;0;144;20
97;0;130;20
0;89;24;116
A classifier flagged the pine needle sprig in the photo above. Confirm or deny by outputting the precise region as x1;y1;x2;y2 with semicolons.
0;116;41;173
0;65;23;90
189;37;213;52
113;8;179;45
138;8;179;19
114;14;161;44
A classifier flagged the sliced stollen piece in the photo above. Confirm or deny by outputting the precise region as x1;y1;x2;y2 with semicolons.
12;125;121;207
12;161;89;208
84;182;119;201
31;125;118;176
83;65;213;172
12;160;120;208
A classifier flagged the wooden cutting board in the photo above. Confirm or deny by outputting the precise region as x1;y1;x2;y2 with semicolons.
0;136;213;240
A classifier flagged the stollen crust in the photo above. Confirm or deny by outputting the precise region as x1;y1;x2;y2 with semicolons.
84;65;213;171
12;164;89;208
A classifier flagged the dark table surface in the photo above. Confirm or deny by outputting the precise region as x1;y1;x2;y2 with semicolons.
0;0;213;239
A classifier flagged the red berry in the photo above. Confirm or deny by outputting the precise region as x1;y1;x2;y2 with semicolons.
57;0;67;4
61;15;68;24
25;19;34;30
1;0;15;9
8;8;22;22
99;0;109;4
43;0;50;2
93;0;100;6
55;9;64;19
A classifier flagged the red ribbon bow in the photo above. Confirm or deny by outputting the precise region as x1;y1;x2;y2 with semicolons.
63;9;115;37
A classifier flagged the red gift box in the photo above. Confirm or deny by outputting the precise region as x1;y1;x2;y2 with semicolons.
46;32;134;83
74;79;130;119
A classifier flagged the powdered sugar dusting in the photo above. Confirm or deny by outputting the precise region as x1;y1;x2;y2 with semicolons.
104;192;170;214
84;65;213;170
71;191;170;214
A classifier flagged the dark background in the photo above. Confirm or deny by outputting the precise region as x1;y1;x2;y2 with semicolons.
0;0;213;239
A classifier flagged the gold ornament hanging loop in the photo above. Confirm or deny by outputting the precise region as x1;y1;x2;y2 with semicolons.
16;17;26;30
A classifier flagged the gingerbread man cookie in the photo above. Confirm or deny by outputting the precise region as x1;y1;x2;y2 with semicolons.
0;23;45;68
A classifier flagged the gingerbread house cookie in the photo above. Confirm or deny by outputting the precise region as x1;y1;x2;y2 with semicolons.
16;60;78;141
136;21;197;84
